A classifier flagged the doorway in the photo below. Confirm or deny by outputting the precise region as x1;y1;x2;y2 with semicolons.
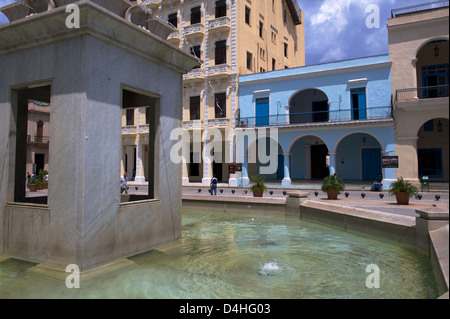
362;148;382;181
311;144;329;179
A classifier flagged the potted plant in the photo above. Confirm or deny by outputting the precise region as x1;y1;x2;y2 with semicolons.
27;178;37;192
321;174;345;200
250;175;267;198
389;177;419;205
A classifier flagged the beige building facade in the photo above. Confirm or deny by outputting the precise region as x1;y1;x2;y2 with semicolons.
26;100;50;177
388;3;449;183
124;0;305;185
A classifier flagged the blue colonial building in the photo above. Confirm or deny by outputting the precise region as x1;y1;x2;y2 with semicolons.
236;54;396;188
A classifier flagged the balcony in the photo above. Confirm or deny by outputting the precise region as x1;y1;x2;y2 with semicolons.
167;31;181;46
206;64;231;78
28;135;50;144
122;126;137;134
395;85;449;111
396;85;449;101
236;106;393;128
183;120;203;129
209;16;231;33
183;68;205;82
207;118;230;128
184;24;204;37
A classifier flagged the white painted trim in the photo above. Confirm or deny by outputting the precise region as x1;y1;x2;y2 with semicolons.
239;62;392;86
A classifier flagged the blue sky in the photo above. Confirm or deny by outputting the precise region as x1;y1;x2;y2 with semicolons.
0;0;441;65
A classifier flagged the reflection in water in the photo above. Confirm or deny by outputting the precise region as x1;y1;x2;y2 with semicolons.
0;210;439;299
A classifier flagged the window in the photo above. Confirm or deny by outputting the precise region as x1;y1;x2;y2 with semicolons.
259;48;266;61
245;6;251;25
190;96;201;120
13;84;51;204
191;6;201;25
126;108;134;126
260;68;266;73
214;93;226;118
271;31;277;44
36;121;44;143
191;45;201;59
350;88;367;120
168;12;178;28
283;7;287;24
190;45;201;68
215;40;227;65
259;21;264;38
215;0;226;18
145;107;151;125
122;89;158;201
284;42;288;57
272;58;276;71
247;51;253;70
272;0;275;13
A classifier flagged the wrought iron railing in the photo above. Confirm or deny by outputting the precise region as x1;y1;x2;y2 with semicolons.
33;135;50;143
391;1;449;17
396;85;449;101
236;106;393;128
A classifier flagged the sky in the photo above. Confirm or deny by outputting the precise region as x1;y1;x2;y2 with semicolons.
0;0;444;65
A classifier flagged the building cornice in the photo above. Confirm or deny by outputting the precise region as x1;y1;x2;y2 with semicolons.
0;1;200;73
239;61;392;87
285;0;302;25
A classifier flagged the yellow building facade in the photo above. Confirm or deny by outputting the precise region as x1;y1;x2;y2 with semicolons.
123;0;305;185
388;3;449;184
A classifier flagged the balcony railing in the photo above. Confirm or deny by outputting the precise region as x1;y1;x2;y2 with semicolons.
391;1;449;18
184;24;204;35
28;135;50;144
206;64;231;76
396;85;449;102
236;106;393;128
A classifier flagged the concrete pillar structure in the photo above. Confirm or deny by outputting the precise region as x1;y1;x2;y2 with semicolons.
282;154;291;186
0;0;199;273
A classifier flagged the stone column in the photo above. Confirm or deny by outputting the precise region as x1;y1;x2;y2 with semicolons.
329;153;336;176
282;154;291;186
135;141;145;183
125;146;133;177
396;136;420;183
241;154;249;186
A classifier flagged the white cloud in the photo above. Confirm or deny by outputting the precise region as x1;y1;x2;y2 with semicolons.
319;47;346;63
304;0;396;64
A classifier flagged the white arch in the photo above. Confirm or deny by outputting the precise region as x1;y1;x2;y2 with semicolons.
244;135;284;156
287;134;330;155
288;87;329;106
415;37;449;58
333;131;384;154
416;117;449;137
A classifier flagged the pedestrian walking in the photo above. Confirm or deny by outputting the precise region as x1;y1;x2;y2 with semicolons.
121;173;129;194
210;175;218;196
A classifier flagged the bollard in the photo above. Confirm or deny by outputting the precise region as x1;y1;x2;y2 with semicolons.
286;192;309;217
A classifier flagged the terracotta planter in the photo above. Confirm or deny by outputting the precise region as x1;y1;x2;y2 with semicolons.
326;189;338;200
28;184;37;192
395;192;410;205
252;189;264;197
